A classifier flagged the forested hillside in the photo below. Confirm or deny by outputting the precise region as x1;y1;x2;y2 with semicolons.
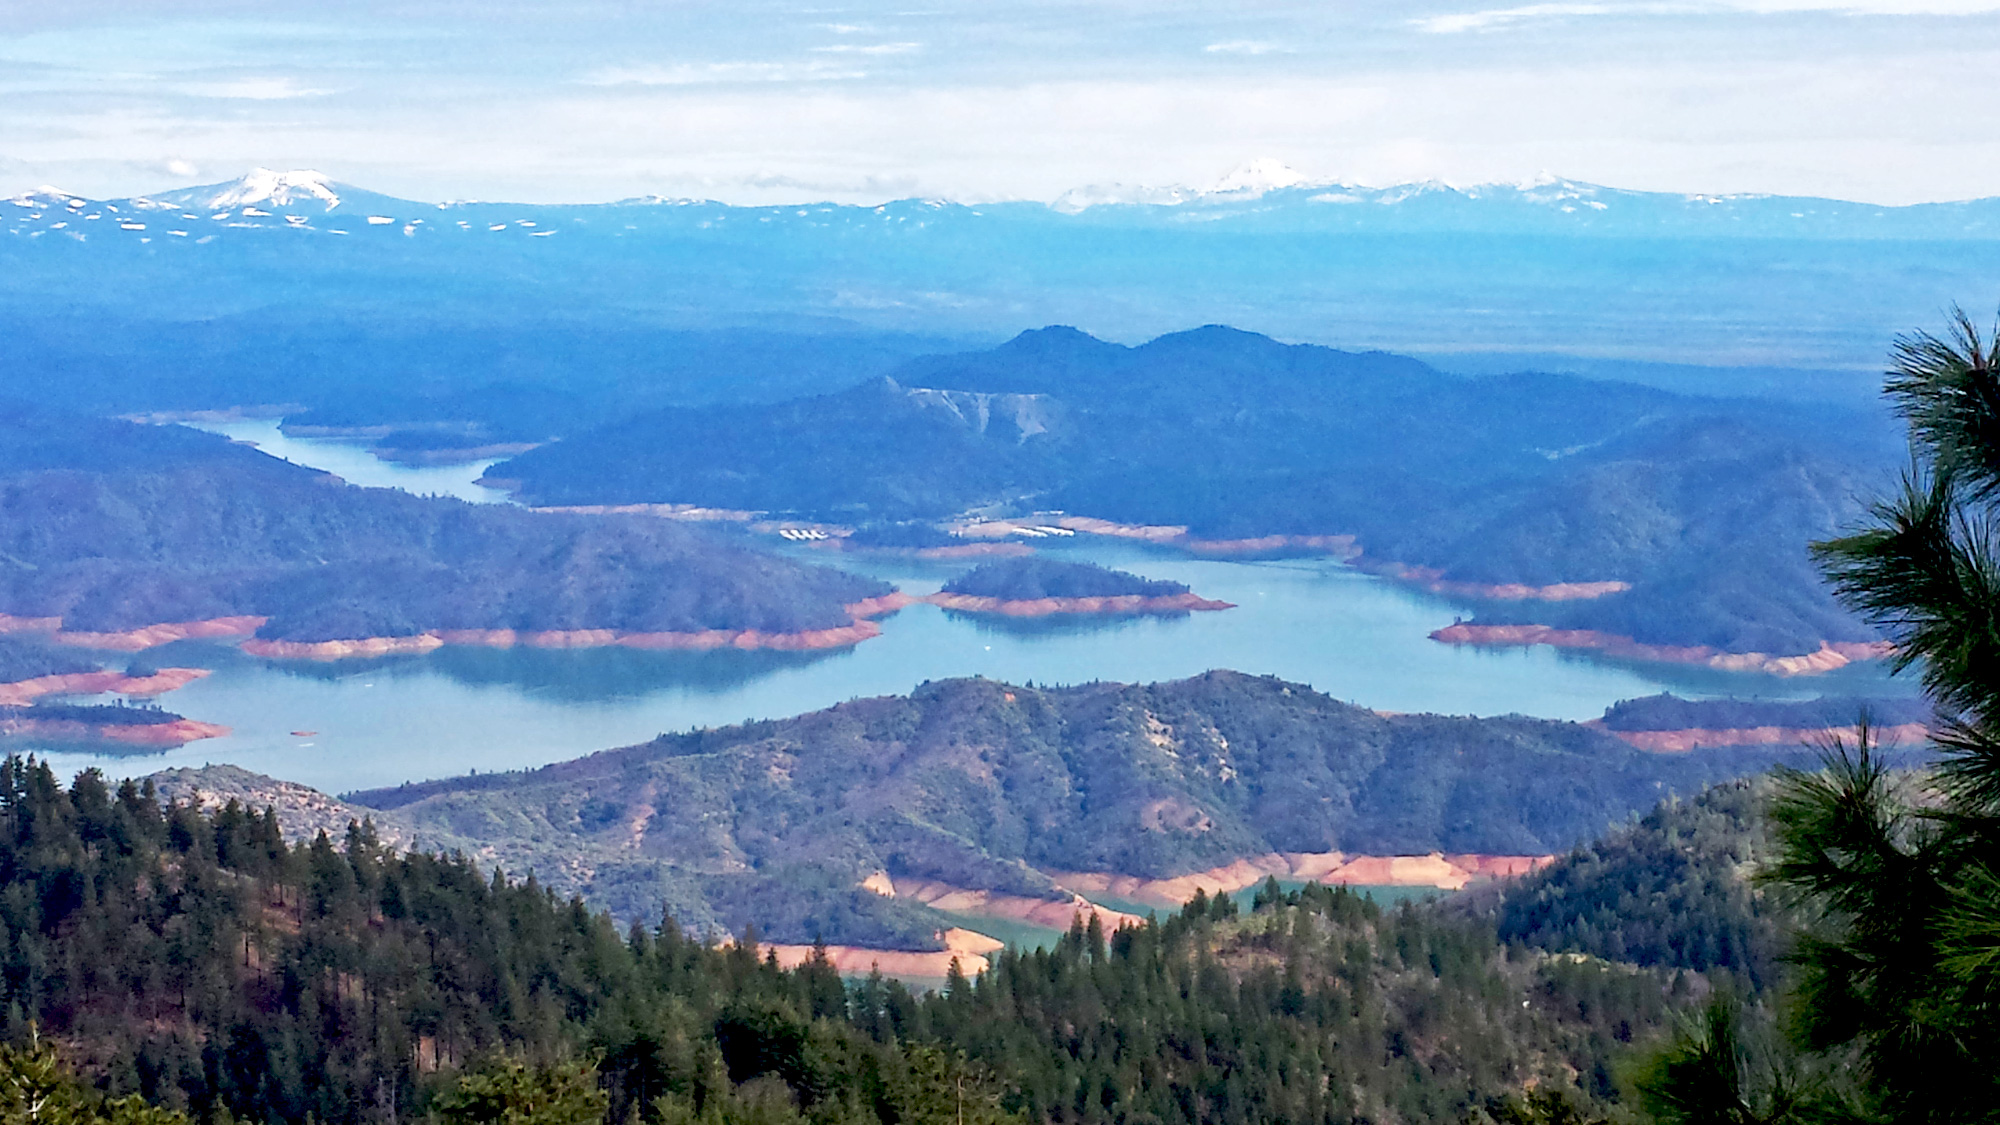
346;671;1821;948
1472;779;1785;988
0;403;887;643
0;756;1752;1125
491;326;1895;655
939;559;1190;600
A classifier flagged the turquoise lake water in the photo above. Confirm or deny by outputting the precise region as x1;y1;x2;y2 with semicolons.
30;425;1904;795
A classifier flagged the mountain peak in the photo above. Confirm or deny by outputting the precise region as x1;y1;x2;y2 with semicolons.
193;168;342;212
1210;159;1313;196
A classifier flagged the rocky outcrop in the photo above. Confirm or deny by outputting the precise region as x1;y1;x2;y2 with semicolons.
1600;721;1932;753
148;764;413;847
925;592;1234;617
0;667;209;706
1430;623;1893;677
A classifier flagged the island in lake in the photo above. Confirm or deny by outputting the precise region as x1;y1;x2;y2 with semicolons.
925;558;1233;616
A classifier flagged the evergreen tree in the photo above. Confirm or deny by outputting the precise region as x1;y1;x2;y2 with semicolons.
1652;308;2000;1121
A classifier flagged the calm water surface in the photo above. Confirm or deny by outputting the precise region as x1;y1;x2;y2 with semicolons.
36;430;1903;794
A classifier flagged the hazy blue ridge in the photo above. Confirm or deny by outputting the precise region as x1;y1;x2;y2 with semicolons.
490;325;1895;654
0;402;887;641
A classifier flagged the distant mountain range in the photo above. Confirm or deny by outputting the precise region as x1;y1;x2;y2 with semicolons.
20;165;2000;242
4;168;1995;371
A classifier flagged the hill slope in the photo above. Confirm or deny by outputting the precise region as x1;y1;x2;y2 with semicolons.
492;326;1893;654
344;671;1827;947
0;403;888;645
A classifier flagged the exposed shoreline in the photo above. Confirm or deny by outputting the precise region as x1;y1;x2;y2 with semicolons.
0;668;210;706
1049;850;1555;909
828;852;1556;974
1361;562;1631;603
0;715;231;747
1;613;266;651
240;594;919;661
1430;622;1892;677
1597;720;1931;753
759;927;1006;978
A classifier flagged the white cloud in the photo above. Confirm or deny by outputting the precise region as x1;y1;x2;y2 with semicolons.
808;42;921;54
1414;4;1620;34
163;157;198;176
1203;40;1289;54
180;76;331;99
1416;0;2000;31
581;61;868;86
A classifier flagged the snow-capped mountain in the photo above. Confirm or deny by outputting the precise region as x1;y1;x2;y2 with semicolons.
5;166;2000;369
1053;159;1326;212
157;168;345;213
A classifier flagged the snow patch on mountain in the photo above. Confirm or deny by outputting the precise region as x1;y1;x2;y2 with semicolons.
185;169;342;213
1210;159;1314;196
1054;159;1336;212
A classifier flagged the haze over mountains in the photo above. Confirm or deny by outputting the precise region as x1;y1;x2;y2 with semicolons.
4;167;1997;378
493;325;1897;657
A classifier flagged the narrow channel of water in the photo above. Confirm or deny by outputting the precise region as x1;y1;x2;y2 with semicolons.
188;418;509;504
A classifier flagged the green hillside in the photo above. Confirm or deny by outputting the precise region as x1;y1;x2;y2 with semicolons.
0;755;1779;1125
347;671;1826;948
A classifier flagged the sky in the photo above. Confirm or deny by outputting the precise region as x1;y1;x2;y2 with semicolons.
3;0;2000;205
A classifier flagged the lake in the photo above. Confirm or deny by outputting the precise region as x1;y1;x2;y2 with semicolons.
32;425;1904;795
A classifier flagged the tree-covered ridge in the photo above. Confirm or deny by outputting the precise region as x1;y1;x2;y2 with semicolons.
0;636;100;684
1597;693;1931;732
1473;779;1785;990
939;559;1189;600
491;326;1896;654
0;755;1719;1125
0;404;888;642
0;702;188;727
345;672;1821;948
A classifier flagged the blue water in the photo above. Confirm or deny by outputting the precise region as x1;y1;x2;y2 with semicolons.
32;432;1899;795
187;418;510;504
